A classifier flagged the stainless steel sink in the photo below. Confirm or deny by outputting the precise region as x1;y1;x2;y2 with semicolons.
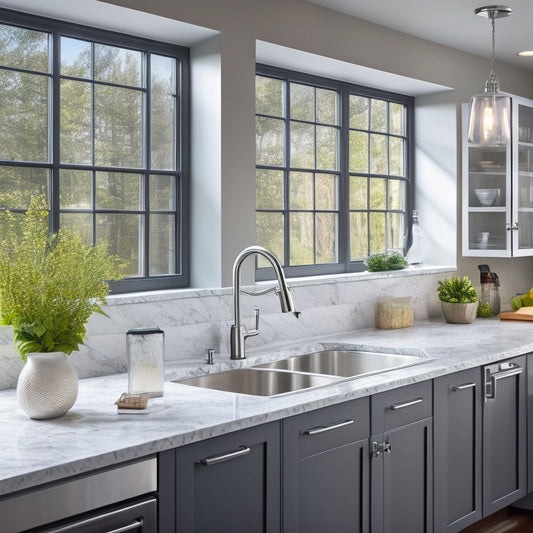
173;368;340;397
253;350;430;379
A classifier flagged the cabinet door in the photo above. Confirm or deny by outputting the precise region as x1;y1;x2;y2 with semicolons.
283;398;370;533
433;367;482;533
371;381;433;533
513;100;533;255
528;354;533;493
483;355;527;515
461;103;511;258
175;422;280;533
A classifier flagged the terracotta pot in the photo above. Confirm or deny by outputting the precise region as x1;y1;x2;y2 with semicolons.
17;352;78;420
441;301;479;324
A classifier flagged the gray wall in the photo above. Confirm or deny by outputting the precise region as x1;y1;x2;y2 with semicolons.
104;0;533;298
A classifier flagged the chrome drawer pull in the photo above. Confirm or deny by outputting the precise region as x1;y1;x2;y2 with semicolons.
304;419;354;435
485;363;523;399
200;445;251;466
390;397;423;410
452;382;476;391
49;517;143;532
108;520;144;533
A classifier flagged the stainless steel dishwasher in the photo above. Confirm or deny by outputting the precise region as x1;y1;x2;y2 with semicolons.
0;457;157;533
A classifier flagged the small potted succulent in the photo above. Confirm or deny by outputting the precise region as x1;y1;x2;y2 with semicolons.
437;276;479;324
0;196;122;419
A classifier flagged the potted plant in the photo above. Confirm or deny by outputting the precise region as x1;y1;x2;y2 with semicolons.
437;276;479;324
0;196;122;419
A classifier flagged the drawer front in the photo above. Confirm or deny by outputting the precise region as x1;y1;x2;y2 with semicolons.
371;381;432;434
284;397;370;459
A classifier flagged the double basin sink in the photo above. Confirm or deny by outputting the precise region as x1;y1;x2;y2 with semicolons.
173;349;431;397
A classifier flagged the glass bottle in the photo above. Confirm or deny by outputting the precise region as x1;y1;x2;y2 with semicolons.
406;210;424;264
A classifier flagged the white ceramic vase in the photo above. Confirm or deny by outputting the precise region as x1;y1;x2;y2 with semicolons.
441;301;479;324
17;352;78;420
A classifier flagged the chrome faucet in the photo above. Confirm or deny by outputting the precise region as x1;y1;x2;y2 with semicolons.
230;246;300;360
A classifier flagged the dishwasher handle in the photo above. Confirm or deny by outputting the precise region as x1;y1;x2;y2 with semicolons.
485;362;523;399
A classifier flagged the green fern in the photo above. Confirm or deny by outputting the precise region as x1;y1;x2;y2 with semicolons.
0;196;123;360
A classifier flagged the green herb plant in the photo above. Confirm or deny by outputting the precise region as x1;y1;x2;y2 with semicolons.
437;276;478;304
476;301;494;318
365;252;408;272
0;196;123;360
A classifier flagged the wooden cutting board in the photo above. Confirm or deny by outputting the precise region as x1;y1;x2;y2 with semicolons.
500;306;533;322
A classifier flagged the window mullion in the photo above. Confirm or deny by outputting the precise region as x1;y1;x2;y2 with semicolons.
284;79;291;268
51;30;60;234
339;89;350;267
144;52;150;279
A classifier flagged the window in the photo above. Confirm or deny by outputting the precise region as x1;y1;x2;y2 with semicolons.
255;65;413;278
0;9;189;292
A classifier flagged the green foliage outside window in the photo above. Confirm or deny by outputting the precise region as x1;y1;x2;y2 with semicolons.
256;68;411;274
0;16;184;290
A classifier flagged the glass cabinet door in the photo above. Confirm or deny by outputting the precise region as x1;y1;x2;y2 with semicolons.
462;101;511;257
462;98;533;258
466;145;509;253
515;103;533;253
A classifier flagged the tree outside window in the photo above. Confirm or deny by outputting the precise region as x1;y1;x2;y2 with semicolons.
255;65;412;279
0;11;189;292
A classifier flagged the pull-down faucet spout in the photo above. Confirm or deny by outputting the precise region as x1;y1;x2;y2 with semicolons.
230;246;299;360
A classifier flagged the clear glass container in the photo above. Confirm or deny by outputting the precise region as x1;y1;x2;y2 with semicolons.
406;210;424;264
127;327;165;398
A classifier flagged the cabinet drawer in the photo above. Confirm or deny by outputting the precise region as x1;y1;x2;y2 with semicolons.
284;397;369;459
371;381;432;434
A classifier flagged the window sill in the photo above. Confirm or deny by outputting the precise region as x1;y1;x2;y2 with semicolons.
106;264;455;306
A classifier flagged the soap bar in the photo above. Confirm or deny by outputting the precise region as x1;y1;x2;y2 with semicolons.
115;392;149;410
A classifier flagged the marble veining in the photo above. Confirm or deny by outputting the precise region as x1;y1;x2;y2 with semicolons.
0;317;533;497
0;267;451;390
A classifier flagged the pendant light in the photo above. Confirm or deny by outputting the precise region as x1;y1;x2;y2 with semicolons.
468;5;512;145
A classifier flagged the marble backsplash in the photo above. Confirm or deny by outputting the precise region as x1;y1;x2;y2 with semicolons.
0;267;452;390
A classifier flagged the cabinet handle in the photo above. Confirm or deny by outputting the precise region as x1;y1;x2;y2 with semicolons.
107;521;144;533
485;364;523;399
200;445;251;466
389;397;423;410
48;518;143;532
304;419;354;435
452;382;476;391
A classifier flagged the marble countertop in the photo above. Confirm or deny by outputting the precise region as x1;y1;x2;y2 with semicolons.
1;317;533;498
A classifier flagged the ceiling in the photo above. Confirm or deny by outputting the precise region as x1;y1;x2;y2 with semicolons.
306;0;533;70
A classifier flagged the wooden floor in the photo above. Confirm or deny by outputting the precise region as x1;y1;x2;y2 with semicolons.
461;508;533;532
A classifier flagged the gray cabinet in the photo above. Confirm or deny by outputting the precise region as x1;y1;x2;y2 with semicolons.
433;367;483;533
529;354;533;493
482;356;527;515
0;458;157;533
370;380;433;533
174;421;280;533
282;397;370;533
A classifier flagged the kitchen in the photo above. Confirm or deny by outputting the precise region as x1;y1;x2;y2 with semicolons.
1;0;533;531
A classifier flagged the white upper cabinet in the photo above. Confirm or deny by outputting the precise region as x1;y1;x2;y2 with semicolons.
462;96;533;257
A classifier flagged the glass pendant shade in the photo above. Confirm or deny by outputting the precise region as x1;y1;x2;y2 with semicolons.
468;90;511;145
467;5;512;145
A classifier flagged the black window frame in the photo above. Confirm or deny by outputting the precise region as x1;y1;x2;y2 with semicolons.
255;63;414;281
0;8;190;293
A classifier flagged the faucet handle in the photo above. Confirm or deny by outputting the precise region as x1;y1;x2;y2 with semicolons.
244;308;260;339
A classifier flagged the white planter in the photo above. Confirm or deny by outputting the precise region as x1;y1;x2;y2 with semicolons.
17;352;78;420
441;301;479;324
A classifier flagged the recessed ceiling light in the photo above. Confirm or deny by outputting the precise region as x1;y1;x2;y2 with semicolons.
517;51;533;57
